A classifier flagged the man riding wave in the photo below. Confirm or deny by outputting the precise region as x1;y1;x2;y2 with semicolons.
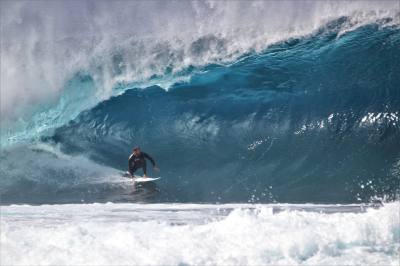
128;146;159;177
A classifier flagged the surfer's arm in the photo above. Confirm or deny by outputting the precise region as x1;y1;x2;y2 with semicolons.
143;152;156;167
128;154;134;174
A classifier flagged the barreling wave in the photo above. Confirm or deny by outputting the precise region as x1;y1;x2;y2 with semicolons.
51;19;400;203
2;0;399;146
1;16;399;204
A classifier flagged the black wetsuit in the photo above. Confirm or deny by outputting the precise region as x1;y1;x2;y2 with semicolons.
128;152;156;176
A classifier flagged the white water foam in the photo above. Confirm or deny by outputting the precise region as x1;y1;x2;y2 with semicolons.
1;202;399;265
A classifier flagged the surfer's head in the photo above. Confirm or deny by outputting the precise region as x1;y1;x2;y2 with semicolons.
133;146;141;155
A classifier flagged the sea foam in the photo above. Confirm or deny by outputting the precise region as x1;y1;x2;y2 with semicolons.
1;202;399;265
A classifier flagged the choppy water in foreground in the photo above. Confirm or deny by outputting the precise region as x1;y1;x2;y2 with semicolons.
1;202;399;265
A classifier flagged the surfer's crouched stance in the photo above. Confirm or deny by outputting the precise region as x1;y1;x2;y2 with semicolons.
128;146;159;177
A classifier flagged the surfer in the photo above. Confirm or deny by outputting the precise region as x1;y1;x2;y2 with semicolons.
128;147;159;177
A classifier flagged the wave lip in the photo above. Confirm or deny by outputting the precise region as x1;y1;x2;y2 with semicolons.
1;202;399;265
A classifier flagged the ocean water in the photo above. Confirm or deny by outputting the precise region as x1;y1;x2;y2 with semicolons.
1;1;400;265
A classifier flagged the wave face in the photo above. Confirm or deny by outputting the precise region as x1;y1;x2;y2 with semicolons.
2;203;399;265
1;14;400;204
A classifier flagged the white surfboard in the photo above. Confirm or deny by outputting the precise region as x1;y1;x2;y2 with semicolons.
122;172;161;182
133;176;161;182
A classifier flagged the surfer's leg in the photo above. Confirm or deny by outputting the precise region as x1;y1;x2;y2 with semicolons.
129;164;139;176
142;161;147;176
